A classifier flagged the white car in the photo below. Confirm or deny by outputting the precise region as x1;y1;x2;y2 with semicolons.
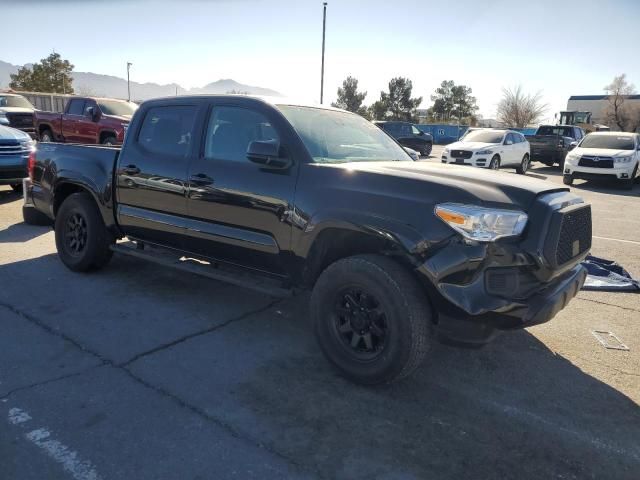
563;132;640;190
441;129;531;174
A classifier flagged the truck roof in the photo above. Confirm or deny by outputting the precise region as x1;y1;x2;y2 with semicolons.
140;94;348;113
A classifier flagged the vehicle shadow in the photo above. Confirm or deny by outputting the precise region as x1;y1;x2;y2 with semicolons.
0;221;51;243
1;253;638;479
530;165;639;196
0;189;21;206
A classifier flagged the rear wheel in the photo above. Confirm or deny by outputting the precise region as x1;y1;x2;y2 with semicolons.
515;154;529;174
102;136;117;146
489;155;501;170
54;193;113;271
563;174;574;185
311;254;432;385
421;143;433;157
40;129;53;143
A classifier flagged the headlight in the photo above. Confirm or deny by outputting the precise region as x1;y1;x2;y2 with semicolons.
0;113;8;125
475;149;493;155
566;152;580;162
435;203;528;242
614;155;633;164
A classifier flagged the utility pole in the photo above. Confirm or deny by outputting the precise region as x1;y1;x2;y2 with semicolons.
127;62;133;102
320;2;327;104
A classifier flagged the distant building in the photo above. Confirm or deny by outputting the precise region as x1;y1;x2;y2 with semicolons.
567;95;640;130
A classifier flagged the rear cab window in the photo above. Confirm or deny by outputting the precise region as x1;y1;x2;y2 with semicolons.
137;105;198;157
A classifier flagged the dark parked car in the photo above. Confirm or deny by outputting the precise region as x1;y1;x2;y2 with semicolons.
34;96;138;145
23;96;590;384
0;93;36;137
375;121;434;156
525;125;585;168
0;124;35;192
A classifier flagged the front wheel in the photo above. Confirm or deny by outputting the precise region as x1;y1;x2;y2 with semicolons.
563;174;574;186
311;254;432;385
516;154;529;174
40;129;53;143
54;193;113;271
421;143;433;157
489;155;501;170
102;136;117;146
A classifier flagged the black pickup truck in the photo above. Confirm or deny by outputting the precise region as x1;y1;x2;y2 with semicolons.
526;125;585;168
22;95;591;384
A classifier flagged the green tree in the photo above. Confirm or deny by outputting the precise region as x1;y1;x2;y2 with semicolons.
9;52;74;94
429;80;478;122
331;76;368;116
367;100;388;121
380;77;422;122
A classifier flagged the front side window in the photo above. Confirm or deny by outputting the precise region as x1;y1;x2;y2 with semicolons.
137;105;197;157
204;106;279;161
67;99;85;116
411;125;421;135
278;105;411;163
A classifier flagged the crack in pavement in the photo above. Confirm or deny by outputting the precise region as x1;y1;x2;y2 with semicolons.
575;296;640;313
0;297;320;477
119;297;285;367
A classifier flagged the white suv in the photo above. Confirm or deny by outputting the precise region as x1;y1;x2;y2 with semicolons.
563;132;640;190
441;129;531;174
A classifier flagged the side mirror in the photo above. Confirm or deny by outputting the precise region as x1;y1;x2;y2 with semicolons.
569;141;578;150
247;140;291;169
505;140;513;146
417;130;424;136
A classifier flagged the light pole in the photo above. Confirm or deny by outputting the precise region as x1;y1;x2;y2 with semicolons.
126;62;133;102
320;2;327;104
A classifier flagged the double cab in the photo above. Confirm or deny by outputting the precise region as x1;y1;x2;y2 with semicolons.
33;96;138;145
23;95;591;384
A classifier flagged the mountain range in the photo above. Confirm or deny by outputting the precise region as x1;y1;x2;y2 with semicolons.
0;60;281;100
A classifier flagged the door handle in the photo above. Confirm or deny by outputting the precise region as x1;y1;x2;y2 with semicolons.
190;173;214;184
122;165;140;175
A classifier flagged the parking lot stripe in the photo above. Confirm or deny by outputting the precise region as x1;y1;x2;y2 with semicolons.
593;235;640;246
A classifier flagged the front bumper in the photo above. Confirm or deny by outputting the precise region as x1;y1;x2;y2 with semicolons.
441;155;490;168
0;155;28;185
564;161;637;180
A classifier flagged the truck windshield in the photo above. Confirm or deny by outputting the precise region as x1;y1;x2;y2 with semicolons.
580;135;635;150
0;95;34;108
462;130;504;143
277;105;411;163
98;100;138;117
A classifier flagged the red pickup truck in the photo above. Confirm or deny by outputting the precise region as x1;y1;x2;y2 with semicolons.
34;96;138;145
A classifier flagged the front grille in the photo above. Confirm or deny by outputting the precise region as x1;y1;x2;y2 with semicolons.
543;204;592;268
0;141;29;156
6;113;34;130
450;150;473;159
578;156;613;168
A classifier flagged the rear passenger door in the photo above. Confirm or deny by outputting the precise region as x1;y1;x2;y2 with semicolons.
62;99;85;143
115;102;203;248
503;133;519;165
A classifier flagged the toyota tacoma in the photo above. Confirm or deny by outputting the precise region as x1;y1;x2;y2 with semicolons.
22;95;591;384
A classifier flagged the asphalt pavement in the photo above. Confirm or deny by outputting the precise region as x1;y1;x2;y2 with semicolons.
1;152;639;479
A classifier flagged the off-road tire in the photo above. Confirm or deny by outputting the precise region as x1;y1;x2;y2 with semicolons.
311;254;432;385
563;174;574;186
54;192;113;271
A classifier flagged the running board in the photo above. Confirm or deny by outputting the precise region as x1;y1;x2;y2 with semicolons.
110;241;294;298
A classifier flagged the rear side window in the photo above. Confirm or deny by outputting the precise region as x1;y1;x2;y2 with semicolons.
204;106;279;162
137;106;197;157
67;99;85;115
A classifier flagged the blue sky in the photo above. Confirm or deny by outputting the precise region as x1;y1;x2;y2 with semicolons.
3;0;639;121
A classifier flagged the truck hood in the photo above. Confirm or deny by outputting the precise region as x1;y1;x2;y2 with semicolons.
321;161;565;210
104;114;132;122
0;107;34;114
573;147;634;157
446;141;500;151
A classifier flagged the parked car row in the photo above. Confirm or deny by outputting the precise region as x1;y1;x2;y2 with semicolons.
0;92;137;145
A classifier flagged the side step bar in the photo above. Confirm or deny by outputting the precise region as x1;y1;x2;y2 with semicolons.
110;241;294;298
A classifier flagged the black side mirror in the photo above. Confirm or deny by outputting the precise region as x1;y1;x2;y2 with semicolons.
247;140;291;169
417;130;424;136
